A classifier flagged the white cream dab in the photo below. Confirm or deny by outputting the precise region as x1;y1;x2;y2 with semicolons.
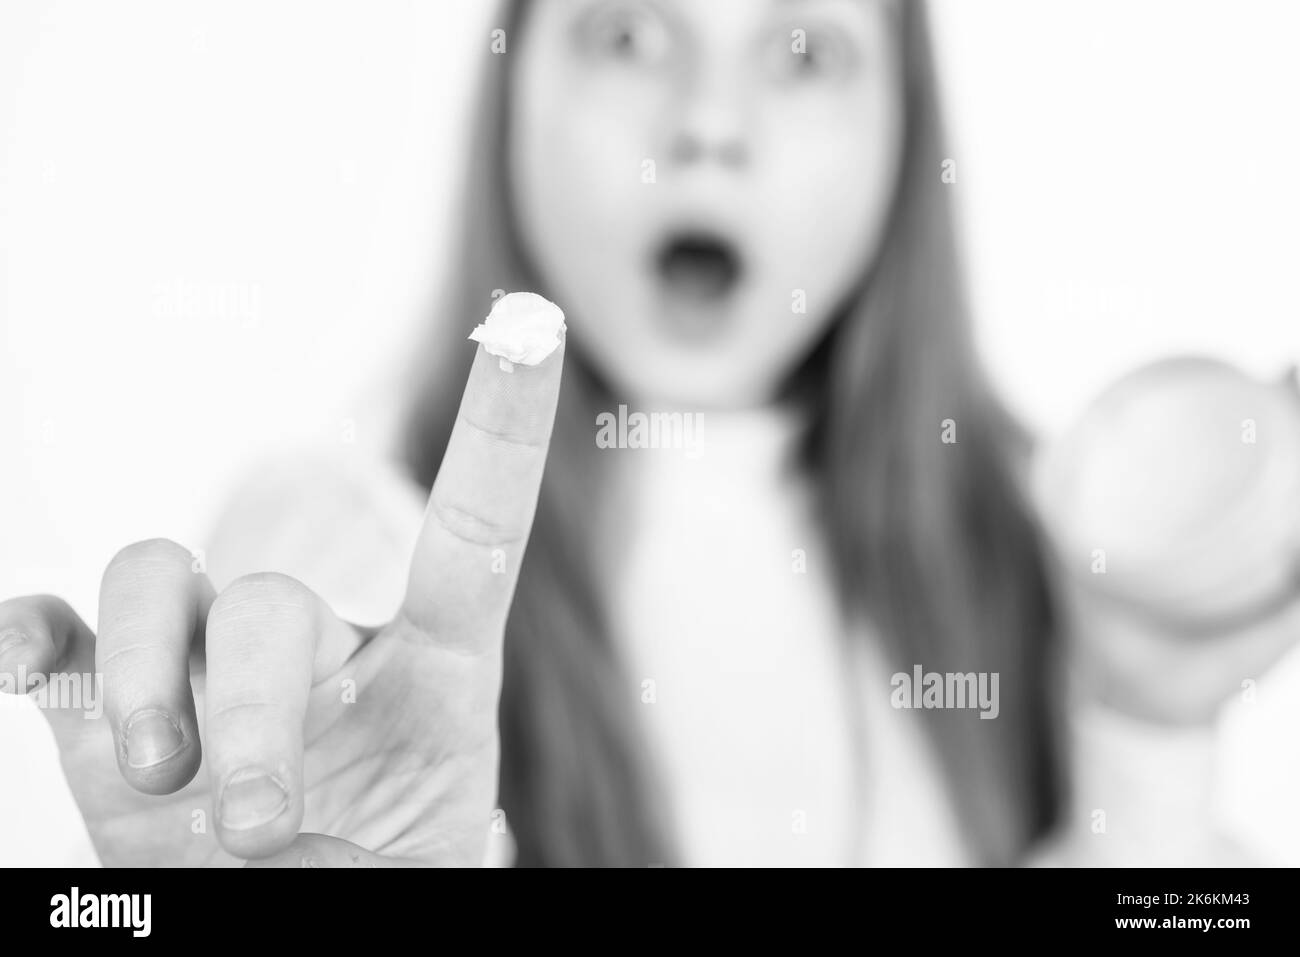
468;291;566;373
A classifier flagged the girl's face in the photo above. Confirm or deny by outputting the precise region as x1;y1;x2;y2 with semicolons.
510;0;904;410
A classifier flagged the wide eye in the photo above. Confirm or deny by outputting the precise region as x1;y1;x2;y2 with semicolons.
767;25;858;84
573;2;674;68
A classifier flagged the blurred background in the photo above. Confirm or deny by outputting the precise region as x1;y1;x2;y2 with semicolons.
2;0;1299;864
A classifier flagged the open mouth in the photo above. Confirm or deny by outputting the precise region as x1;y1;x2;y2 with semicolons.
654;232;744;302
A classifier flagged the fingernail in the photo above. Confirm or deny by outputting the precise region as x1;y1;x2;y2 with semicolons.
0;629;28;662
123;709;186;769
219;768;289;831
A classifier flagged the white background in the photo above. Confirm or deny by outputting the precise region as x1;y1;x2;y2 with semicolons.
2;0;1299;865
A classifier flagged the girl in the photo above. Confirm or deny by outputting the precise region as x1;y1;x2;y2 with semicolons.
404;0;1059;866
1;0;1286;867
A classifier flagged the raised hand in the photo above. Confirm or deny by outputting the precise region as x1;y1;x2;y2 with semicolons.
0;328;563;866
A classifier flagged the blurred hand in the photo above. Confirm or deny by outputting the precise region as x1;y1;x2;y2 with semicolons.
1053;573;1300;725
0;338;563;866
1034;357;1300;724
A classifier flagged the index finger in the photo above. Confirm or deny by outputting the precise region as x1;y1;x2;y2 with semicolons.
399;294;565;654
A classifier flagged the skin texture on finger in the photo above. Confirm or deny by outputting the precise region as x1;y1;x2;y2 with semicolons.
401;338;564;653
203;571;363;859
97;538;214;795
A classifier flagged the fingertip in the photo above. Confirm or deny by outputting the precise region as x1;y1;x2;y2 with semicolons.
468;329;565;392
0;626;37;680
468;290;567;379
0;608;58;686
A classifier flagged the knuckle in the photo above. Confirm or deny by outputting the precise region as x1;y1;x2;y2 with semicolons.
97;639;163;675
207;572;316;639
217;571;310;604
103;538;191;586
206;695;288;725
460;414;545;453
428;493;524;549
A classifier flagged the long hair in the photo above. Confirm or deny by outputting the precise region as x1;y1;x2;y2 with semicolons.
403;0;1063;866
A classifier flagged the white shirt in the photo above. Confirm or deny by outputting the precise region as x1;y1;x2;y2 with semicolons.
609;406;967;866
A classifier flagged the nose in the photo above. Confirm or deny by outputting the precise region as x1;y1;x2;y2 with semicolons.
666;73;751;169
